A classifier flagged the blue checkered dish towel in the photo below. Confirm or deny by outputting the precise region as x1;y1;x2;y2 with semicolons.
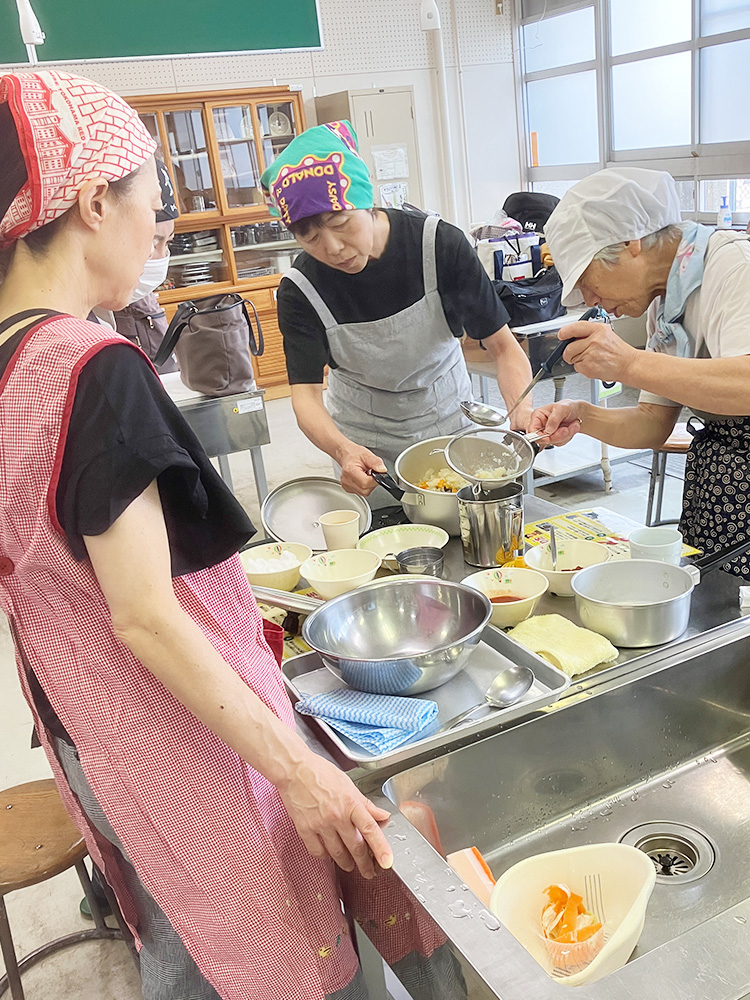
295;689;439;755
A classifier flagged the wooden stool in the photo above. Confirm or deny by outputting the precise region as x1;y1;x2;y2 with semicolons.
646;423;692;526
0;779;135;999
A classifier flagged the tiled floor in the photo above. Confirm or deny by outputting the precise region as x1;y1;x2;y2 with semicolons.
0;388;686;999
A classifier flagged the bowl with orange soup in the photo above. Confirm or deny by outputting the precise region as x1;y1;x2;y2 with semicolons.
461;566;549;628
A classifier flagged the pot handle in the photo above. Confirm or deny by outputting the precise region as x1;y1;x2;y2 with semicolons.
369;470;423;508
369;470;405;501
685;565;701;585
690;535;750;575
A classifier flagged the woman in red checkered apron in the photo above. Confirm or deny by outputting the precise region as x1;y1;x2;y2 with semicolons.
0;71;460;1000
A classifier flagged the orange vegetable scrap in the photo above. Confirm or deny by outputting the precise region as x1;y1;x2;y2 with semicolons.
541;883;602;944
446;846;496;906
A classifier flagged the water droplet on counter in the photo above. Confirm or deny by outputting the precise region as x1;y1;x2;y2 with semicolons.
446;885;456;892
733;915;747;925
630;792;639;801
417;893;426;903
404;848;411;855
460;883;469;891
479;910;501;931
449;900;473;919
415;874;429;883
599;806;613;817
395;834;407;841
570;824;588;832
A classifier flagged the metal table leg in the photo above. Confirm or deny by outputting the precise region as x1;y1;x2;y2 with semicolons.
590;379;613;492
249;446;269;507
217;454;233;491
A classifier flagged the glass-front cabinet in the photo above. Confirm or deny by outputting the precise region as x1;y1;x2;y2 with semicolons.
130;86;305;298
129;86;306;390
164;108;218;213
257;101;298;166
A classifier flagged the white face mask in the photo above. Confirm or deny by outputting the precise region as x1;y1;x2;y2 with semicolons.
129;253;171;304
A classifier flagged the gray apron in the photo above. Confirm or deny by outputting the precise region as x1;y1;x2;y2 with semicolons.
284;215;472;506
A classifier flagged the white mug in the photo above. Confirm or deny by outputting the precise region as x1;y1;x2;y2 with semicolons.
318;510;360;550
629;526;683;565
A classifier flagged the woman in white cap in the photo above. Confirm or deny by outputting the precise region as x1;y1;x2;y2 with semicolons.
529;167;750;577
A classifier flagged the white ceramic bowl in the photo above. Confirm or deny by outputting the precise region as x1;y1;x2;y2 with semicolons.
461;566;549;628
357;523;450;570
300;549;382;600
489;843;656;986
524;540;611;597
240;542;313;591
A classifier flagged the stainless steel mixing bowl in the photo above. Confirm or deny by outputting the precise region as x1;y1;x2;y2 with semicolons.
301;577;492;695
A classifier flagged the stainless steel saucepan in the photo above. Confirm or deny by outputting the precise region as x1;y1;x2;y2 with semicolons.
572;538;750;647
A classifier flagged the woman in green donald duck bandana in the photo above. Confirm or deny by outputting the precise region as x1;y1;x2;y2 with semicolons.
262;121;533;505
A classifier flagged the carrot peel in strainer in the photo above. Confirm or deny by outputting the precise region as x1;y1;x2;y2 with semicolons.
541;883;602;943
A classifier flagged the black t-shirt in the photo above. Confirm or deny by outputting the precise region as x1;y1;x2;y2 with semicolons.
0;317;255;574
277;209;510;384
0;312;257;742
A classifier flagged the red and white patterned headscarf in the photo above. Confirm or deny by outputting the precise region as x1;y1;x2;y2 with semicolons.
0;69;156;247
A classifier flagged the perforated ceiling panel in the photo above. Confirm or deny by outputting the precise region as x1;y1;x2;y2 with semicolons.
172;50;314;90
1;58;178;94
312;1;432;76
2;0;513;95
456;0;513;64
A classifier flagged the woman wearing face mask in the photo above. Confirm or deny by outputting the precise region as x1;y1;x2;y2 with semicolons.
0;70;467;1000
111;159;179;372
262;121;534;504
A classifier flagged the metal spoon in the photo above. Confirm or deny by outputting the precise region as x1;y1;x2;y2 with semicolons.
434;665;535;733
461;306;610;434
549;523;558;570
461;399;508;427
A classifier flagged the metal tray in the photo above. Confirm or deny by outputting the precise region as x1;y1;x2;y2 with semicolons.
261;477;372;551
282;624;570;770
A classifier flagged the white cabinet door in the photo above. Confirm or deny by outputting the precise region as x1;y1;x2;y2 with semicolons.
351;90;423;210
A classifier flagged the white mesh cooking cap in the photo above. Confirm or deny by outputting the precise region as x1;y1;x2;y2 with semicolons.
544;167;682;306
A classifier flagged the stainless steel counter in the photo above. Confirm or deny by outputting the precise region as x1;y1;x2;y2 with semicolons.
292;494;745;785
285;494;750;999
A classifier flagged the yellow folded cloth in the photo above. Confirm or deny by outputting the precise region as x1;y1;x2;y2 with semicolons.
507;614;618;677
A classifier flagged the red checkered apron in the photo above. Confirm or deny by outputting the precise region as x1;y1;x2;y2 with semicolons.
0;315;365;999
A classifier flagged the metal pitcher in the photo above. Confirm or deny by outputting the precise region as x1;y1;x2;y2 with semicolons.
457;482;524;568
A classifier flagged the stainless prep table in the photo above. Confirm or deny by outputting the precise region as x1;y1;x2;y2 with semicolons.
160;373;270;506
279;495;748;1000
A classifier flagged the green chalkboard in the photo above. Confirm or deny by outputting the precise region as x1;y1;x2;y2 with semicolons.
0;0;321;65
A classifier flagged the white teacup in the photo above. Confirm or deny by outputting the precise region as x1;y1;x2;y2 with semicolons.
629;526;683;565
318;510;360;550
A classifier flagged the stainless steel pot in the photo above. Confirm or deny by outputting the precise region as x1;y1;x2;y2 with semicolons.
393;435;464;535
457;482;524;567
571;560;700;647
572;537;750;647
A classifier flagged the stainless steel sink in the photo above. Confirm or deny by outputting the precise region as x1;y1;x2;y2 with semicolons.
377;618;750;999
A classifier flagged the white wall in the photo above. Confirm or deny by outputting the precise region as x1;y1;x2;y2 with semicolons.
2;0;521;231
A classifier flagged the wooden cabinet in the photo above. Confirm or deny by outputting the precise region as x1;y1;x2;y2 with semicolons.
314;87;424;210
130;85;306;393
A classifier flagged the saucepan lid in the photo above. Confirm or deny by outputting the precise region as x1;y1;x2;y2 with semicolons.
261;477;372;551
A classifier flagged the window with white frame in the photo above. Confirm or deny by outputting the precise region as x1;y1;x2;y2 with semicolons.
515;0;750;222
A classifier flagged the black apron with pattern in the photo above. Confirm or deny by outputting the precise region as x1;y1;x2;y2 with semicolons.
681;415;750;580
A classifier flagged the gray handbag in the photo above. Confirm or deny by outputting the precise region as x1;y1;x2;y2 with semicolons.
154;292;263;397
113;293;179;374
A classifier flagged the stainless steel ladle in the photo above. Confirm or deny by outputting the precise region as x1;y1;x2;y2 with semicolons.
434;664;535;733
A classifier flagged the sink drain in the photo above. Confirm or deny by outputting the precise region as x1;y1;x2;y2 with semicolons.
619;822;715;884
